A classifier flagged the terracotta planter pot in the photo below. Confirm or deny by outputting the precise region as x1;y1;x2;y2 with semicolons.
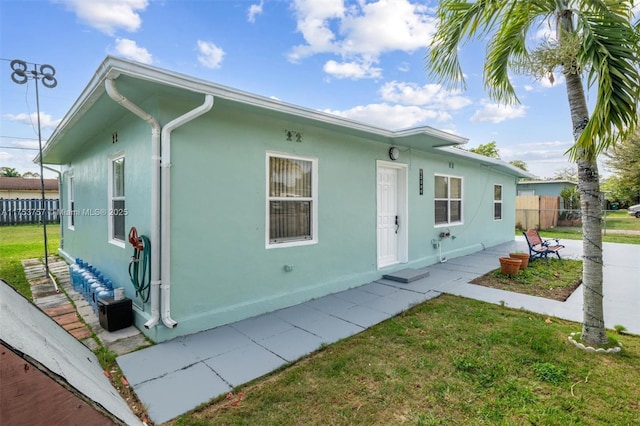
499;257;521;276
509;253;530;269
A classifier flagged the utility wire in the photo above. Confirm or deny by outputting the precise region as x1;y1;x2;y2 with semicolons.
0;145;38;150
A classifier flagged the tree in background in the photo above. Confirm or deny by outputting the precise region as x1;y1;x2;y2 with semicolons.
604;129;640;206
0;167;21;177
467;141;529;171
553;166;578;182
469;141;501;159
602;175;639;207
509;160;528;171
22;171;41;178
428;0;639;346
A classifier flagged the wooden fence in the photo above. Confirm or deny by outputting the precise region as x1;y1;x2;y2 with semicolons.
515;195;560;230
0;198;60;225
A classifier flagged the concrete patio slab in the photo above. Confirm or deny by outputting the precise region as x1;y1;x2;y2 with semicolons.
134;361;230;425
117;340;199;386
116;238;640;424
204;340;287;386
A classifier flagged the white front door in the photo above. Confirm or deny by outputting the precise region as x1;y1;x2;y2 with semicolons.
377;164;404;268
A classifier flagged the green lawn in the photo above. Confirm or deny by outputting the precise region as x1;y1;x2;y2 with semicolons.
536;228;640;245
0;224;60;298
173;295;640;426
602;210;640;231
3;224;639;425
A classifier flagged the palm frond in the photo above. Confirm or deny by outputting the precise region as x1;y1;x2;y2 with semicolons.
570;6;640;160
428;0;503;91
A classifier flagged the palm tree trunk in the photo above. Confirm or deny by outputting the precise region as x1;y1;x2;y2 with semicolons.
563;54;608;347
577;157;607;345
559;6;608;346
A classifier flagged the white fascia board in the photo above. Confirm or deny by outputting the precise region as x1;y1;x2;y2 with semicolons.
438;146;536;179
517;179;578;185
41;56;466;161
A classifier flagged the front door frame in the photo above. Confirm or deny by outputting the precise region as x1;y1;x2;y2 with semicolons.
376;160;408;269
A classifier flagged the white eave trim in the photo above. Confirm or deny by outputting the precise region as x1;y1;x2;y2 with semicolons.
41;56;466;161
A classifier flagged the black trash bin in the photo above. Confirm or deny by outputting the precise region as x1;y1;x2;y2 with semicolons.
98;297;133;332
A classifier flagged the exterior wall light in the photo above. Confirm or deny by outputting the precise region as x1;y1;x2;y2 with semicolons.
389;147;400;161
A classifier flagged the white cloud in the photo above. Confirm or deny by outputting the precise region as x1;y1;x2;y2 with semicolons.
323;59;382;79
339;0;436;56
288;0;437;79
380;81;472;110
12;140;39;150
0;152;12;160
113;38;153;64
397;62;410;72
55;0;148;35
324;103;451;130
3;112;61;129
197;40;225;69
470;100;527;123
248;0;264;23
288;0;344;61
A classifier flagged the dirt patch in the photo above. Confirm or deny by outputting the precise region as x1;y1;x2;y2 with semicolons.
470;259;583;301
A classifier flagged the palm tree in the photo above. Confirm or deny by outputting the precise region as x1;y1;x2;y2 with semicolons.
427;0;639;346
0;167;21;177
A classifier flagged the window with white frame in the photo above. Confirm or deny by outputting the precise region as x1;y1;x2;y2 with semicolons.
68;174;75;229
494;184;503;220
109;155;126;244
267;153;317;247
434;174;462;226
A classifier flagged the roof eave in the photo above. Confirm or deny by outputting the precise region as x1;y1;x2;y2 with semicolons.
437;146;535;179
40;56;467;163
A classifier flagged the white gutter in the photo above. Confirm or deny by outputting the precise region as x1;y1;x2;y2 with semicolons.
159;94;215;328
42;165;62;293
105;79;161;329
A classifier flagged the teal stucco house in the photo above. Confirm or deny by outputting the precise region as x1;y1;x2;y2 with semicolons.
41;57;530;342
517;179;578;198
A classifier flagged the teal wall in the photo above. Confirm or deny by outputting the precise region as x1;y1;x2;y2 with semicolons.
59;104;154;314
58;95;518;342
154;102;518;341
517;182;576;197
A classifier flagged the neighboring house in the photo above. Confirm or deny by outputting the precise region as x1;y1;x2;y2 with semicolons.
516;180;577;197
40;56;531;342
0;281;142;425
0;176;59;199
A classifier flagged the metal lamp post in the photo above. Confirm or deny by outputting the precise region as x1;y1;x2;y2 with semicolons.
9;59;57;279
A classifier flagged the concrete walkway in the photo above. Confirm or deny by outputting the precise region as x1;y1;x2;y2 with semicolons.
116;238;640;424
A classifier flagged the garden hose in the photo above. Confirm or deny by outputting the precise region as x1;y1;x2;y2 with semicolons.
129;234;151;303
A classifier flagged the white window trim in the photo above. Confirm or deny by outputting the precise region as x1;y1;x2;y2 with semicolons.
494;184;503;221
265;151;318;249
67;172;75;230
108;153;126;248
434;174;463;227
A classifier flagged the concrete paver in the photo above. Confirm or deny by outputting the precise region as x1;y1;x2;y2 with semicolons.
117;237;639;424
21;238;639;425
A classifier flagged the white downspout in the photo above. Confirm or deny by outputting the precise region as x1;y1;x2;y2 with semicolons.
160;94;214;328
105;78;161;329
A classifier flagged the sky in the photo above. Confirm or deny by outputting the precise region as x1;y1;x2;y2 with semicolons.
1;0;634;179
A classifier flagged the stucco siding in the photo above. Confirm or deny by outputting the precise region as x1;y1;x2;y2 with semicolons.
59;111;153;304
146;103;518;341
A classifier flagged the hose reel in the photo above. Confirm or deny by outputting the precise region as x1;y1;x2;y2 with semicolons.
128;227;151;303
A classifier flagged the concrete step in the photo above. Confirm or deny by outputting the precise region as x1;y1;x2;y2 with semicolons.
382;267;430;283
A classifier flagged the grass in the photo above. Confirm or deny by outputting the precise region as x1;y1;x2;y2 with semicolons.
4;224;638;425
0;223;60;298
539;229;640;245
602;210;640;231
0;224;151;421
471;258;583;301
172;295;640;426
517;228;640;244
